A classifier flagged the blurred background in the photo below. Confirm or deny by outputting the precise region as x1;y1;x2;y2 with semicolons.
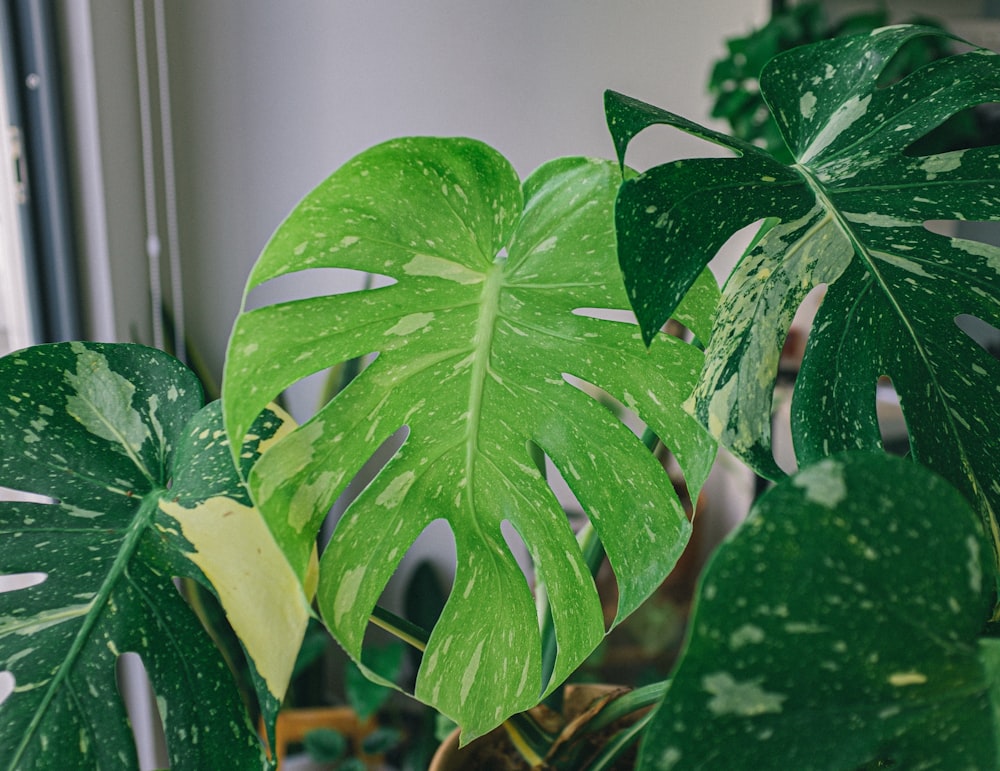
3;2;999;768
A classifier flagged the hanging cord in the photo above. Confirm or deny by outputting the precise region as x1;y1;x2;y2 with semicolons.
134;0;185;359
133;0;163;351
153;0;185;362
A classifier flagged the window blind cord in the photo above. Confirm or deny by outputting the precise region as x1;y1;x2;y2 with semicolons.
133;0;163;352
153;0;186;363
135;0;184;359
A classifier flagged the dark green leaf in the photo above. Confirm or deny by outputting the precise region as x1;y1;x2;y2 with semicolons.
303;727;348;762
0;343;306;769
608;26;1000;581
361;726;403;754
638;453;997;769
223;138;717;739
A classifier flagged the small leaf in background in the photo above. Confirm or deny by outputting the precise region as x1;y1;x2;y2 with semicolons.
706;3;975;162
223;137;718;739
361;726;403;755
0;342;307;769
303;727;348;762
608;26;1000;584
638;453;997;770
347;642;403;719
707;0;826;163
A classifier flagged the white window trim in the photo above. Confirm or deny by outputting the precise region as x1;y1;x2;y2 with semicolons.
0;74;35;357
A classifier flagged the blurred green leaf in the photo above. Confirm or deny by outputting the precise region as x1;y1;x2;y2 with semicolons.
304;727;348;763
361;726;403;755
639;453;997;769
348;643;403;719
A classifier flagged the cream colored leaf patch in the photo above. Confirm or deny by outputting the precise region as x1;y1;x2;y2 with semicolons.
159;497;311;701
64;343;151;458
402;253;484;284
702;672;786;717
792;458;847;508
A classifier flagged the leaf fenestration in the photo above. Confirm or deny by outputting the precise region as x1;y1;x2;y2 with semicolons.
638;453;997;770
608;26;1000;577
223;138;717;740
0;343;306;769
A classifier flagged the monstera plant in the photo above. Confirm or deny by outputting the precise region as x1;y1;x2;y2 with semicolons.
221;146;718;742
1;22;999;771
0;343;310;769
606;23;1000;769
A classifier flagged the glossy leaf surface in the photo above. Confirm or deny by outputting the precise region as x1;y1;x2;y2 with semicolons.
0;343;306;769
223;137;716;739
639;452;998;770
608;26;1000;577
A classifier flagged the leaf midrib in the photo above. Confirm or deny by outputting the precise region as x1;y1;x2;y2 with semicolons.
8;492;162;770
465;259;507;513
797;163;1000;570
68;391;156;487
799;163;934;373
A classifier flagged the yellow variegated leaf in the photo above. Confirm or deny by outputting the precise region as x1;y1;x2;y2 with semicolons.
0;343;303;770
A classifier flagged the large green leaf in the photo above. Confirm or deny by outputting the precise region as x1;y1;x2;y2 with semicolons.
639;452;998;770
0;342;308;769
222;137;717;739
607;26;1000;577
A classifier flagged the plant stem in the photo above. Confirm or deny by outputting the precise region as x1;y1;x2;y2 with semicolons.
579;680;668;734
583;711;653;770
503;711;558;767
369;605;430;652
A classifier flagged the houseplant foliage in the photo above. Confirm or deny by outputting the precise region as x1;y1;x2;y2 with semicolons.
602;24;1000;769
640;452;1000;769
607;25;1000;584
2;20;999;770
222;139;718;741
0;342;309;770
707;2;971;162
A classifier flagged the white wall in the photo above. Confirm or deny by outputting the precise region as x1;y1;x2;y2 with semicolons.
63;1;998;398
160;1;769;394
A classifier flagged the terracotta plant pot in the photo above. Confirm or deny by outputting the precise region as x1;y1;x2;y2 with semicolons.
261;706;381;768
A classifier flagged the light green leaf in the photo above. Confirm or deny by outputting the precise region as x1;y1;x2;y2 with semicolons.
0;342;304;769
639;452;998;770
222;137;716;740
607;26;1000;578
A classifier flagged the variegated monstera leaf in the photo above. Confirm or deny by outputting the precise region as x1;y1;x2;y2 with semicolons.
0;343;308;770
607;26;1000;578
639;452;998;770
223;138;717;740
